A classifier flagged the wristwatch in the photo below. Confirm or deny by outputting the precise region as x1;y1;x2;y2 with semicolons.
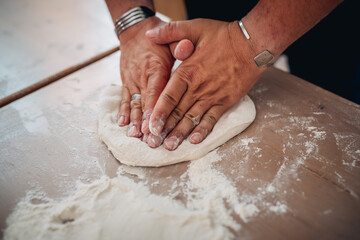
114;6;155;36
238;20;274;67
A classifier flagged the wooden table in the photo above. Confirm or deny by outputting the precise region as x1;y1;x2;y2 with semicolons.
1;55;359;238
0;0;118;100
1;2;359;239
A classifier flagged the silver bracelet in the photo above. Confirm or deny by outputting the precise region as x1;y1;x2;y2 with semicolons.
114;6;155;36
238;20;274;67
239;20;250;40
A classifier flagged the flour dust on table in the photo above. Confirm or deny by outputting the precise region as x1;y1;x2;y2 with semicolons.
4;151;261;240
4;84;258;240
97;84;256;167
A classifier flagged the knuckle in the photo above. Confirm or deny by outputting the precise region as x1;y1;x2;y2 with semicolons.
130;100;142;109
184;112;200;126
170;107;183;122
162;92;178;108
120;99;130;106
147;86;161;98
166;21;178;38
184;112;196;122
203;113;218;126
146;59;166;75
176;66;196;84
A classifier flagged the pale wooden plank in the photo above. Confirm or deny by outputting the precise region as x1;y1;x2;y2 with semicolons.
0;0;118;99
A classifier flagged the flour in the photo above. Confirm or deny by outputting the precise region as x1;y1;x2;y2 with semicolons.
269;201;288;214
179;151;259;229
334;133;360;169
334;171;359;199
4;150;261;240
117;165;147;180
5;175;229;240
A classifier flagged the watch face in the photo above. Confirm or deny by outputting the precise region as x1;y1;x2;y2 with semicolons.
254;50;274;67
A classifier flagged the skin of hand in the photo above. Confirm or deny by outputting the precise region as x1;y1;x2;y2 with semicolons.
144;19;264;150
117;16;194;139
104;0;194;139
143;0;343;151
117;16;172;138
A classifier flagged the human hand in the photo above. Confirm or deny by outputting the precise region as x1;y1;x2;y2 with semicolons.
144;19;265;150
117;16;194;138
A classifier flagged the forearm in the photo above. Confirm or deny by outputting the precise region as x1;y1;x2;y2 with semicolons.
105;0;154;23
242;0;343;59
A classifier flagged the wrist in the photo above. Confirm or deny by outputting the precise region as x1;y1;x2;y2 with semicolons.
105;0;154;23
241;18;282;60
228;21;264;70
119;16;164;45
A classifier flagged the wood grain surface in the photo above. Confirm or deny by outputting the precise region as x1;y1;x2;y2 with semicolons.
0;48;359;239
0;0;118;99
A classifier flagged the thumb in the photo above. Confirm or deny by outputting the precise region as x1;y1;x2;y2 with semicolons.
145;21;195;44
169;39;194;61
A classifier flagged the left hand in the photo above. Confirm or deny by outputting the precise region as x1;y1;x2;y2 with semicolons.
116;16;194;139
144;19;266;150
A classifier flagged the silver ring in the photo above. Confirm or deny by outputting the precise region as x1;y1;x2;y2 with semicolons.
131;94;141;101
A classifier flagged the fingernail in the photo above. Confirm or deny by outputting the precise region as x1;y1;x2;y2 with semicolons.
146;28;159;38
128;124;139;137
164;136;180;151
118;116;125;126
147;134;163;148
190;132;202;144
149;116;165;136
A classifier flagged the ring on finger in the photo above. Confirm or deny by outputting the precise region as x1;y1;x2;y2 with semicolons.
131;94;141;101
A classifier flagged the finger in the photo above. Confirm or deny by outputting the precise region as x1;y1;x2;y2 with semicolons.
140;88;146;113
148;71;188;136
169;39;195;61
142;39;194;135
117;87;131;126
160;92;199;137
146;131;168;148
141;69;170;134
189;105;226;144
146;94;198;149
146;21;197;44
163;100;211;151
142;133;149;143
127;87;143;138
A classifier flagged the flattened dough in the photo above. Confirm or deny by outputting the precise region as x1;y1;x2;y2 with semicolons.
97;84;256;167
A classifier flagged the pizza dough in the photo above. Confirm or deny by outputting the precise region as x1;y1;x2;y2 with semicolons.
97;84;256;167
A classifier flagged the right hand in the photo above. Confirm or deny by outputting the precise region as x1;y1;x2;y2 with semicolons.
117;16;194;138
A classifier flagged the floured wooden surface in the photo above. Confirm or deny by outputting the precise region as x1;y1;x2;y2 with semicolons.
0;50;359;239
0;0;118;99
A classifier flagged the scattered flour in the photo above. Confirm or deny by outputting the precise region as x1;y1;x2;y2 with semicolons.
334;171;359;200
117;165;147;180
269;201;288;214
4;151;261;240
180;151;259;229
334;133;360;169
5;168;231;240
